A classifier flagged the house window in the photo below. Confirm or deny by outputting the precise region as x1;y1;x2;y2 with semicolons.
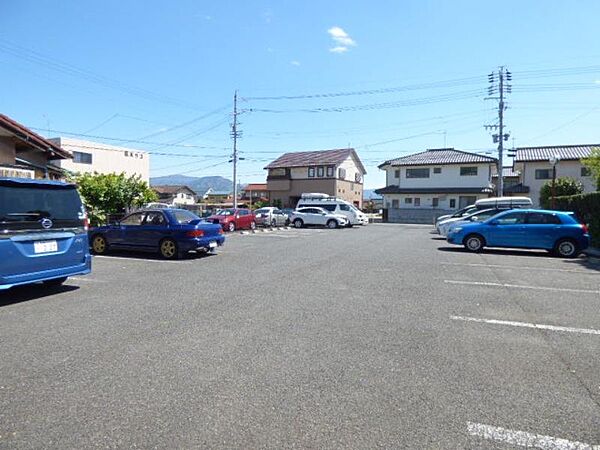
394;169;400;178
308;167;315;177
338;168;346;179
433;167;442;174
414;197;421;207
391;199;399;208
581;167;592;177
124;151;129;157
73;151;93;164
535;169;551;179
270;168;286;177
317;166;324;177
326;166;334;177
406;168;430;178
404;198;412;204
432;197;439;207
460;167;478;176
449;199;456;208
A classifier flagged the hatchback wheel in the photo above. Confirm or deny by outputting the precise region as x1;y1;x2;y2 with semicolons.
555;239;579;258
250;221;256;230
464;234;484;252
294;219;303;228
271;218;277;227
228;222;236;232
327;219;338;229
91;235;108;254
160;239;179;259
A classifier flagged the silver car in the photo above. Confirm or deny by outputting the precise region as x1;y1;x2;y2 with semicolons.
254;207;289;227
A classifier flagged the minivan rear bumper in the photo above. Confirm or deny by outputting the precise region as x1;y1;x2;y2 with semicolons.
0;254;92;290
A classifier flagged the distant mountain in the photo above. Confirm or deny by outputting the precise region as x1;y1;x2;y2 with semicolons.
363;189;382;200
150;175;233;195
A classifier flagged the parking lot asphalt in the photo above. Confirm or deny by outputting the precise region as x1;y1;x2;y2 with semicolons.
1;224;600;449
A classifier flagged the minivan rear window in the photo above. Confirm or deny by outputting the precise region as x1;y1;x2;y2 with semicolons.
0;185;83;229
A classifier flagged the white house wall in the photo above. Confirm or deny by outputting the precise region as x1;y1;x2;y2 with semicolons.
517;160;595;207
386;163;493;189
50;137;150;182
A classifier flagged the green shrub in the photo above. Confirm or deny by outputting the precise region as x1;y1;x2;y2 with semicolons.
540;177;583;209
553;192;600;247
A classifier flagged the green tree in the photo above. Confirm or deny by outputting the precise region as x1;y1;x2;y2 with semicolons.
540;176;583;209
69;172;157;225
582;146;600;190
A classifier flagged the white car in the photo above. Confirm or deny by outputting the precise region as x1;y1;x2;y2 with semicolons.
296;193;368;226
289;207;348;229
438;208;509;237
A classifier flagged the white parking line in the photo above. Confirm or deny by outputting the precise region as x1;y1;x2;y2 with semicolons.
451;315;600;336
444;280;599;295
441;262;599;275
92;255;193;264
467;421;600;449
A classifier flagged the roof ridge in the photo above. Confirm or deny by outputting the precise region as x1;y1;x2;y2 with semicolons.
516;144;600;150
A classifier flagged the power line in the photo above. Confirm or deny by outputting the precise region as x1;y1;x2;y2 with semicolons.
0;38;204;111
29;127;230;150
244;75;484;100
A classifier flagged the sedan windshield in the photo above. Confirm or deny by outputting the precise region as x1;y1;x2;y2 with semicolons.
217;209;234;216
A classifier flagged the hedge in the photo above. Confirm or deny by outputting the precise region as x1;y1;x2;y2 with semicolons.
553;192;600;247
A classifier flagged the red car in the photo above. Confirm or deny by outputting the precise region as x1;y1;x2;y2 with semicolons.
208;208;256;232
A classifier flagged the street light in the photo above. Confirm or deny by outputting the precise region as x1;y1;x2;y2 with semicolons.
549;154;561;209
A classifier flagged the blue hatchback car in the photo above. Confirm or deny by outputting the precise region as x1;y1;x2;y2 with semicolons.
446;209;590;257
0;177;91;290
89;208;225;259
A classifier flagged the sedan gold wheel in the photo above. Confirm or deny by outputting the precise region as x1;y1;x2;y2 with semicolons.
92;235;108;254
160;239;179;259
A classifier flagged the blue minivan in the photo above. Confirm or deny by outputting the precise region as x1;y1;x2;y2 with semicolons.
0;177;91;290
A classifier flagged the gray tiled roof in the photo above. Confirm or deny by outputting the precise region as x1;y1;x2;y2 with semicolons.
492;167;520;178
379;148;497;168
265;148;366;174
514;144;598;162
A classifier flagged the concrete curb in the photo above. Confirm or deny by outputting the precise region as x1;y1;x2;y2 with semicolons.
583;247;600;258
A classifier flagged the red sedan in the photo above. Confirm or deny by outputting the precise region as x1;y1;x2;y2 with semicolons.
207;208;256;232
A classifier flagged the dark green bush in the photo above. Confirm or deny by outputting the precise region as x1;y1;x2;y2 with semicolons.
553;192;600;247
540;177;583;209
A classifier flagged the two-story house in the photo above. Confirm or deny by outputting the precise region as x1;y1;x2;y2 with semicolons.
152;185;197;205
376;148;497;223
513;144;598;206
265;148;366;208
0;113;71;179
50;137;150;182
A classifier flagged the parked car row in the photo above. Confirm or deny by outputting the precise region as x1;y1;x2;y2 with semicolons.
443;208;590;258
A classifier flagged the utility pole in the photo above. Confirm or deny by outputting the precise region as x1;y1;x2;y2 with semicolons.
230;91;242;209
485;67;512;197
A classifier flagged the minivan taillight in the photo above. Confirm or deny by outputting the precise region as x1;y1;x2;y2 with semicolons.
83;215;89;231
186;230;204;237
581;223;589;234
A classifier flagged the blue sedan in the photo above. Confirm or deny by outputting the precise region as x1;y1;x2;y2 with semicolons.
446;209;590;257
89;208;225;259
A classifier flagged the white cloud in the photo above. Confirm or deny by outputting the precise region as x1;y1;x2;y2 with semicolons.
327;26;356;53
291;60;301;66
329;46;349;54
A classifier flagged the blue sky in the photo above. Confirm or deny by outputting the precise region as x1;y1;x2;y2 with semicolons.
1;0;600;188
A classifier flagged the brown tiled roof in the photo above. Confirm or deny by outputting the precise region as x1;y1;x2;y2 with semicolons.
152;185;196;195
243;183;268;191
265;148;366;174
514;144;598;162
379;148;497;168
0;114;71;159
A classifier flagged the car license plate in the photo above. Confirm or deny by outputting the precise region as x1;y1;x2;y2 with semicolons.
34;240;58;254
208;241;217;248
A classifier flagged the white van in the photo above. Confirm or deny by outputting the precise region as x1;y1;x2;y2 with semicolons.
296;193;368;226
